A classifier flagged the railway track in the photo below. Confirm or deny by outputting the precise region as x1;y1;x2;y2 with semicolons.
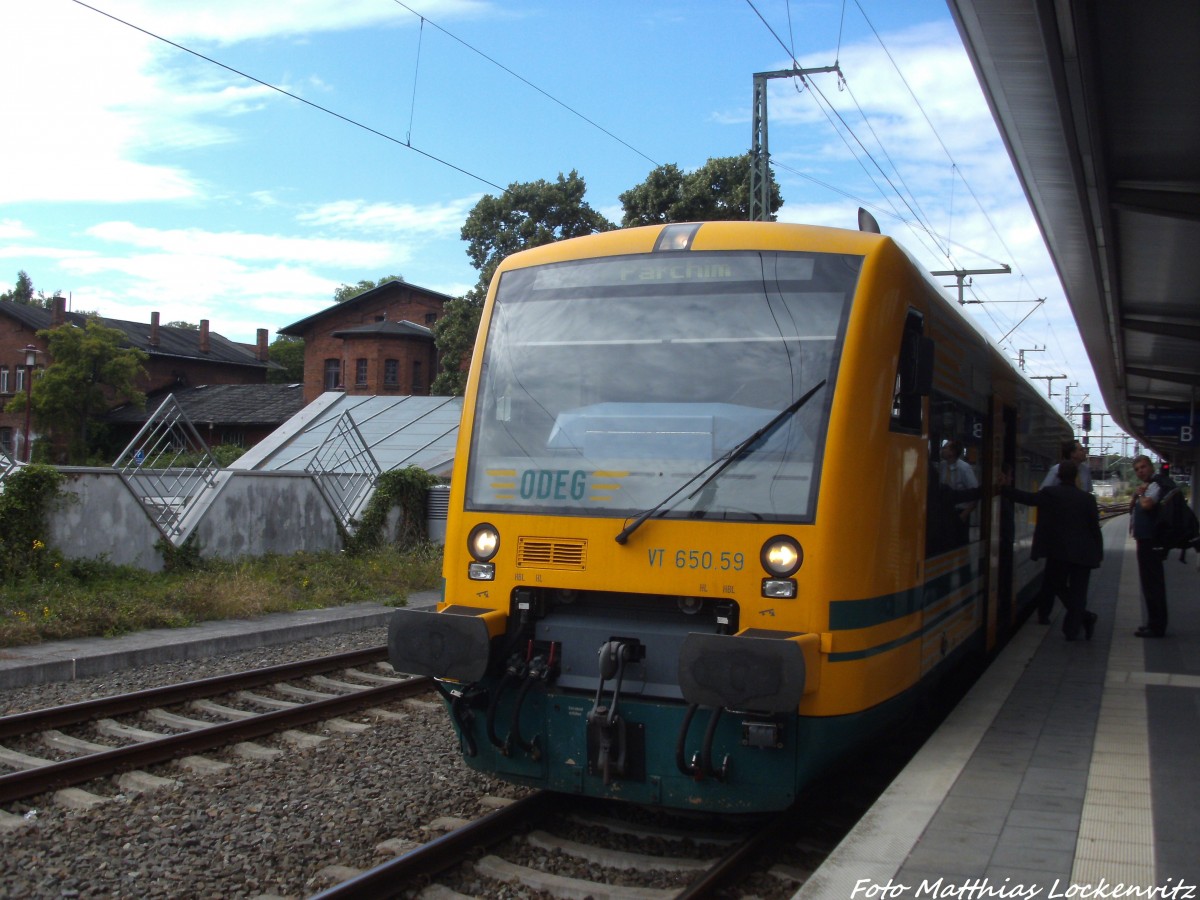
301;701;930;900
309;790;828;900
0;646;430;808
1098;501;1129;521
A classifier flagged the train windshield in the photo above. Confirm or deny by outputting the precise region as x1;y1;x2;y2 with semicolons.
465;249;860;522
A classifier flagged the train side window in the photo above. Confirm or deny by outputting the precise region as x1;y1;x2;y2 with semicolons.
890;311;932;433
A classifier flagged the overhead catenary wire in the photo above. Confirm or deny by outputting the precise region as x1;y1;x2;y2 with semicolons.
770;159;1008;269
851;0;1030;283
66;0;511;194
66;0;1082;404
745;0;948;263
758;0;1078;391
838;75;942;253
389;0;660;169
71;0;665;199
405;15;425;147
760;0;1026;283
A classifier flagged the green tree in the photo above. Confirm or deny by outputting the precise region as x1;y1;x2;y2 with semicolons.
5;319;148;463
166;320;198;330
1;271;36;305
619;154;783;226
334;275;404;304
430;294;485;396
460;171;613;288
432;171;612;395
267;335;305;384
0;270;65;308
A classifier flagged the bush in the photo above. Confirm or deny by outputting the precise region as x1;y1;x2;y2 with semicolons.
0;545;442;647
0;464;65;582
345;467;441;554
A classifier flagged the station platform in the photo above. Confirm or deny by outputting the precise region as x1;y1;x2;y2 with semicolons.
0;590;441;692
799;522;1200;898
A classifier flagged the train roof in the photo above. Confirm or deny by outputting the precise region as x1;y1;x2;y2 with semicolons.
494;221;888;271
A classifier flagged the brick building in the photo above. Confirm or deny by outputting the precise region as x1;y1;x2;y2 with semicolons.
278;279;453;405
0;297;276;460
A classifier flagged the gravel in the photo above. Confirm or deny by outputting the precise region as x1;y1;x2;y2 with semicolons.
0;628;851;899
0;628;524;899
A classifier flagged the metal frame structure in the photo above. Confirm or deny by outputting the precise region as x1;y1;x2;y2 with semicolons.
113;395;221;543
304;409;381;534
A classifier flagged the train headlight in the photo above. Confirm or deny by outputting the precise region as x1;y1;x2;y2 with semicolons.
467;523;499;581
468;523;499;561
760;535;802;577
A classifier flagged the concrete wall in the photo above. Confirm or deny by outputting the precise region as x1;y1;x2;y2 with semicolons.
192;471;342;559
48;469;167;570
45;467;344;570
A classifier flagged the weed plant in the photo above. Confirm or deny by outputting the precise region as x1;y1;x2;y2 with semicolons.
0;544;442;648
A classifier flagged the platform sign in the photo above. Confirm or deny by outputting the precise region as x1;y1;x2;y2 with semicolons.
1145;408;1198;445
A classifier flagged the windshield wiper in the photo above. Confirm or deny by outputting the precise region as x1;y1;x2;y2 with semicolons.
614;379;826;545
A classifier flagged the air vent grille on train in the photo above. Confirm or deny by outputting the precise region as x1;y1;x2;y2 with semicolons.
516;537;587;570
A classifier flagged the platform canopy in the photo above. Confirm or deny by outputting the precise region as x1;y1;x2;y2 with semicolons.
948;0;1200;461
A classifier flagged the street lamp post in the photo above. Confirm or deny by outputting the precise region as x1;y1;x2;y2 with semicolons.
22;344;38;462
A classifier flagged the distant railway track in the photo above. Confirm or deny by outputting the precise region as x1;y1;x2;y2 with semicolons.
1098;501;1129;520
0;646;429;806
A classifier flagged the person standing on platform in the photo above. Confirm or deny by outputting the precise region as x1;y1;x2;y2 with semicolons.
1031;441;1094;623
1130;454;1168;638
1003;460;1104;641
1043;441;1093;493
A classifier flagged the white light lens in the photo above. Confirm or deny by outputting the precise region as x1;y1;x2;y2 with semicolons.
468;524;499;561
468;562;495;581
760;535;802;577
765;542;799;573
762;579;797;599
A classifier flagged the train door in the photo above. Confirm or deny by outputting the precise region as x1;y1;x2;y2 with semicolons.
998;405;1017;636
984;401;1018;650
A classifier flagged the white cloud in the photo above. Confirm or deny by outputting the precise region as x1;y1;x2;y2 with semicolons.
84;221;395;268
0;4;254;205
91;0;493;44
0;220;34;241
58;255;339;336
298;197;479;237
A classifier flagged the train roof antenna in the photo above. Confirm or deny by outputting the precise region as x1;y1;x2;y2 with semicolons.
858;208;881;233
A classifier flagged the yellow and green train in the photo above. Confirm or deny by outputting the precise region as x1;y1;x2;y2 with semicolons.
389;219;1068;812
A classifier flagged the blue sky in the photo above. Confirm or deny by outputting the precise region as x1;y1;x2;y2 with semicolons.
0;0;1125;449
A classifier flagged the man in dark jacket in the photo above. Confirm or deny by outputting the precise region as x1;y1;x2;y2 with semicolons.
1006;460;1104;641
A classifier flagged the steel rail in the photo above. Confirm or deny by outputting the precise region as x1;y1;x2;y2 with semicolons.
0;646;390;739
0;675;430;805
307;791;566;900
674;810;790;898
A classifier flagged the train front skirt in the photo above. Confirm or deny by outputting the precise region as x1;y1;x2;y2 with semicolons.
433;679;913;813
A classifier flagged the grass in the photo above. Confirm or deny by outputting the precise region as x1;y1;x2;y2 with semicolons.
0;545;443;648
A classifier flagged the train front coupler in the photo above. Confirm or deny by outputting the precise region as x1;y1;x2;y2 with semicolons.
585;638;643;785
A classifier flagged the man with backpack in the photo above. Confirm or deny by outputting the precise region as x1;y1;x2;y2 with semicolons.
1131;455;1169;638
